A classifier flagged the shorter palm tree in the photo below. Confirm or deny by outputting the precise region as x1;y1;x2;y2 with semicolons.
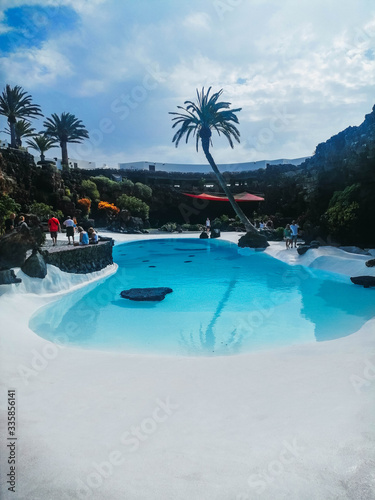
26;135;57;161
4;119;36;147
0;84;43;148
43;112;89;168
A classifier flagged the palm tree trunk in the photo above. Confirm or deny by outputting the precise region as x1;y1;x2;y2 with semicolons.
201;138;257;234
9;120;17;148
61;140;68;168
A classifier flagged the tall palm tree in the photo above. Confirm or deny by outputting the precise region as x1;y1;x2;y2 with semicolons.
0;84;43;148
4;119;36;147
43;112;89;169
26;134;57;161
170;87;266;244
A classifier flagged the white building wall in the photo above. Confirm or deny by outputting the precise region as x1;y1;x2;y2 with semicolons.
118;157;309;173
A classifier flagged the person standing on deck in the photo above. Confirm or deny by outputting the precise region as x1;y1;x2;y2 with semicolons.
48;215;60;246
63;216;75;245
206;217;211;233
290;220;299;248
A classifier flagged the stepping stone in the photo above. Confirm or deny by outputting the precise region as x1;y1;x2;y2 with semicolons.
120;287;173;301
350;276;375;288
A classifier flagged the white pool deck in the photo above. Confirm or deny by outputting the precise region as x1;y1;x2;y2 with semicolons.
0;232;374;500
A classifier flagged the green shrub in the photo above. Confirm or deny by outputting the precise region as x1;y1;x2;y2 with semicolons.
159;222;176;232
323;183;361;240
0;195;21;233
181;223;202;231
81;179;100;201
121;178;134;194
116;194;149;219
29;202;53;219
134;182;152;200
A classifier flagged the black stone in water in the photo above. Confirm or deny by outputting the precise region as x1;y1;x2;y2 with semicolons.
350;276;375;288
142;260;149;262
149;265;156;268
120;287;173;301
188;255;195;257
184;260;192;263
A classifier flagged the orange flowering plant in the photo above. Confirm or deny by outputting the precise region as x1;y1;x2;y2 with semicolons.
77;197;91;215
98;201;120;216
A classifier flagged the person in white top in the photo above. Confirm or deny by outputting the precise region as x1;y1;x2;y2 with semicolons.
290;220;299;248
63;216;75;245
206;218;211;233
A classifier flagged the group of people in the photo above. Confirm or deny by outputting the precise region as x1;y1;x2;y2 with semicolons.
4;213;28;233
47;215;98;247
283;221;299;249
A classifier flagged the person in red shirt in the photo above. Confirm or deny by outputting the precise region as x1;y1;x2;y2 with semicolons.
48;215;61;246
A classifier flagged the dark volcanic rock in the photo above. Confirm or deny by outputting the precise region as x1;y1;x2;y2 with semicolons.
0;225;42;270
0;269;22;284
21;250;47;278
297;245;311;255
238;231;269;249
310;240;320;248
365;258;375;268
42;241;113;274
199;231;209;239
120;287;173;301
350;276;375;288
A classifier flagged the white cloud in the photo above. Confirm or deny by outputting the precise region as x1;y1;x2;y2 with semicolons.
0;44;73;87
183;12;211;30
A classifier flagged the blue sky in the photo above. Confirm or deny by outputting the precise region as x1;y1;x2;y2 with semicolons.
0;0;374;167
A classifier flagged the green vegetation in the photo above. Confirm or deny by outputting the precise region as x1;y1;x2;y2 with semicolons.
26;135;57;161
0;85;43;148
81;179;100;202
134;182;152;200
43;112;89;169
29;202;63;221
4;119;36;147
323;184;361;242
116;194;149;219
0;195;20;233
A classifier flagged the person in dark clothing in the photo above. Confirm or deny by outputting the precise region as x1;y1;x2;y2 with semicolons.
4;213;16;233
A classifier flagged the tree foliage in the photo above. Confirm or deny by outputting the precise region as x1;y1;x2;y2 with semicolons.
116;194;149;219
29;202;63;221
43;112;89;167
0;84;43;148
0;194;20;232
134;182;152;200
81;179;100;201
26;134;57;160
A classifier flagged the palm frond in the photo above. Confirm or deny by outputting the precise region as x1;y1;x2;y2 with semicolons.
0;84;43;122
169;87;241;151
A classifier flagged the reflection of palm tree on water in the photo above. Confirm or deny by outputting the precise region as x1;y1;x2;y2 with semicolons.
179;277;245;355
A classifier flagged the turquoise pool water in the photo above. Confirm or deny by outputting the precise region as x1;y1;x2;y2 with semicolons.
29;238;375;356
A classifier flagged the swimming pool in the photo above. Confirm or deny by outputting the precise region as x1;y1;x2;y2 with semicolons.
29;238;375;356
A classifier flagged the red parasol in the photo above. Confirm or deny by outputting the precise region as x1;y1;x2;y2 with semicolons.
182;192;264;202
